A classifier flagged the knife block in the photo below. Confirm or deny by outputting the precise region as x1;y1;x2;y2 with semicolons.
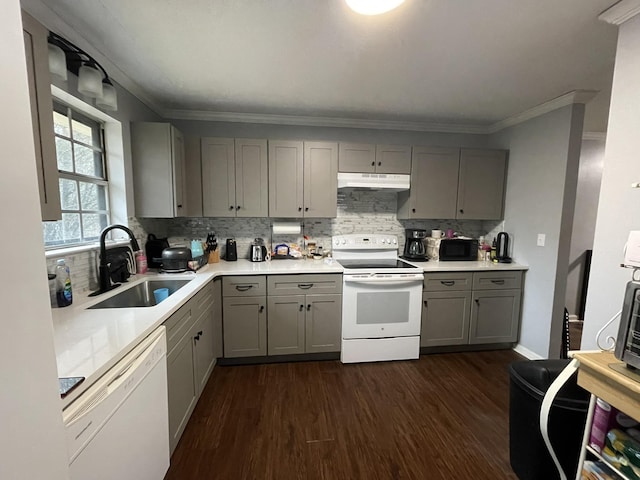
208;250;220;264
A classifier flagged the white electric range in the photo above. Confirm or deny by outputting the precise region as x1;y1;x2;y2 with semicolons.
332;234;424;363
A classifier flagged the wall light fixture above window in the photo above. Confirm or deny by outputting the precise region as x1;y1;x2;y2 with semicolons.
47;32;118;111
345;0;405;15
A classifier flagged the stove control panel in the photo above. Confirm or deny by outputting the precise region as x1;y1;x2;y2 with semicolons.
332;234;398;250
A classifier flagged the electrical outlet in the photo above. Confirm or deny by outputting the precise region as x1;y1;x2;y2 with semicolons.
537;234;546;247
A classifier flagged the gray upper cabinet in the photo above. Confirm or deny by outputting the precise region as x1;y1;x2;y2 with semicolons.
269;140;338;218
201;137;268;218
456;149;507;220
22;11;61;221
338;143;376;172
304;142;338;217
132;122;186;218
398;147;460;220
183;135;203;217
268;140;304;217
339;143;411;174
375;144;412;174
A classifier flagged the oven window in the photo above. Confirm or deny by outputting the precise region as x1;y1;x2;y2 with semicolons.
356;292;410;325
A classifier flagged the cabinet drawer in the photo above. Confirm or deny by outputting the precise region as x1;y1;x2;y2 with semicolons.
191;281;214;319
472;271;522;290
423;272;473;292
267;274;342;296
164;303;195;353
223;276;266;297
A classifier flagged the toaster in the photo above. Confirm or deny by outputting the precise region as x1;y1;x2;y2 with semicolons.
161;247;191;272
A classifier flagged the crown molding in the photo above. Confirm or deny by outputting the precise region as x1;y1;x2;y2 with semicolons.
582;131;607;141
486;90;599;134
599;0;640;25
163;109;490;134
21;0;164;118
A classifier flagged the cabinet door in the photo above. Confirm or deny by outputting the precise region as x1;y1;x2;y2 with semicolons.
193;304;216;395
183;135;203;217
399;147;459;219
171;126;186;217
22;12;61;221
132;122;175;218
338;143;376;173
457;149;507;220
375;144;412;174
267;295;306;355
235;139;268;217
305;294;342;353
420;291;471;347
269;140;304;217
303;141;338;218
167;331;197;455
223;296;267;357
201;137;236;217
469;289;521;344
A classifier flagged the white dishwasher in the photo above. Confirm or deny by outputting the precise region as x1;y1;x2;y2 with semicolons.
63;326;169;480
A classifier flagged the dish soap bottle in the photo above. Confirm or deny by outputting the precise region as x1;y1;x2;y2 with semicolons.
55;259;73;307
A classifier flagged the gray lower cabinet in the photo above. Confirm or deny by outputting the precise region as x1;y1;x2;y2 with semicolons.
420;271;522;347
222;275;268;358
421;290;472;347
165;280;220;455
267;295;305;355
305;294;342;353
469;289;521;344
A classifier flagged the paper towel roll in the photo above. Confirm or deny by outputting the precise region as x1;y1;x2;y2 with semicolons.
272;222;301;235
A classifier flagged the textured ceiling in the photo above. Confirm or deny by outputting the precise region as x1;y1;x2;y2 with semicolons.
33;0;618;130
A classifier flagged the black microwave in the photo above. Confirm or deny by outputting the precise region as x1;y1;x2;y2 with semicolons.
439;238;479;261
615;281;640;369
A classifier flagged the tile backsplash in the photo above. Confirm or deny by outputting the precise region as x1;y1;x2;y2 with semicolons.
45;191;502;306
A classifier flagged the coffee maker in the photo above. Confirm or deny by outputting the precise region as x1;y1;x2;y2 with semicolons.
403;229;428;261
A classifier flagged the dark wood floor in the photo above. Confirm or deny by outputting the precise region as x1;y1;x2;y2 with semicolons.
166;351;523;480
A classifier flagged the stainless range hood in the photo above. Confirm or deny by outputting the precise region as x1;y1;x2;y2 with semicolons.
337;172;410;192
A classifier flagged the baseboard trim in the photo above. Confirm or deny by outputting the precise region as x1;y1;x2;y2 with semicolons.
512;344;545;360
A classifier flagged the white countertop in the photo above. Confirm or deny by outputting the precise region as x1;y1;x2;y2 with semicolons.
52;257;527;407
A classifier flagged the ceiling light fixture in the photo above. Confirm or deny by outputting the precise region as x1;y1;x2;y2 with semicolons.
345;0;405;15
47;32;118;111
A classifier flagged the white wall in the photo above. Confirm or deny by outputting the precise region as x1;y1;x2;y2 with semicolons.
0;2;69;478
490;104;585;358
583;14;640;350
565;139;605;318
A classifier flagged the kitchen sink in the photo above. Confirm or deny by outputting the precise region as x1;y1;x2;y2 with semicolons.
87;279;192;309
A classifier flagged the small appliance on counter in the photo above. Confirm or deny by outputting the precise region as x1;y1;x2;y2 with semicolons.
439;238;479;261
495;232;512;263
161;247;191;273
426;237;441;260
225;238;237;261
250;238;268;262
145;233;170;269
615;280;640;369
402;229;428;262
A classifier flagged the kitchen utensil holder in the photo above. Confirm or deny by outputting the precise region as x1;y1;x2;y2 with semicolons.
208;250;220;264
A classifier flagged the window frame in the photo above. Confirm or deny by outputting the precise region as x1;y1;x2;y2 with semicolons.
44;102;111;248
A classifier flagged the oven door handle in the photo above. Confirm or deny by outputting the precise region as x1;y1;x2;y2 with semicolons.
344;276;423;286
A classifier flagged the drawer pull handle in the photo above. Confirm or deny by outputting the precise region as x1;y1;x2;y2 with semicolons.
235;285;253;292
423;300;428;308
475;299;480;305
259;305;265;313
298;283;314;290
490;279;505;285
307;304;311;311
299;304;304;311
441;281;455;286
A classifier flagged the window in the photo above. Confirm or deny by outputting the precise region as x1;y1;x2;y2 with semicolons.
42;103;110;247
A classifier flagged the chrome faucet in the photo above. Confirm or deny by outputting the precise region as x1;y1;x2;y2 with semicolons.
89;224;140;297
